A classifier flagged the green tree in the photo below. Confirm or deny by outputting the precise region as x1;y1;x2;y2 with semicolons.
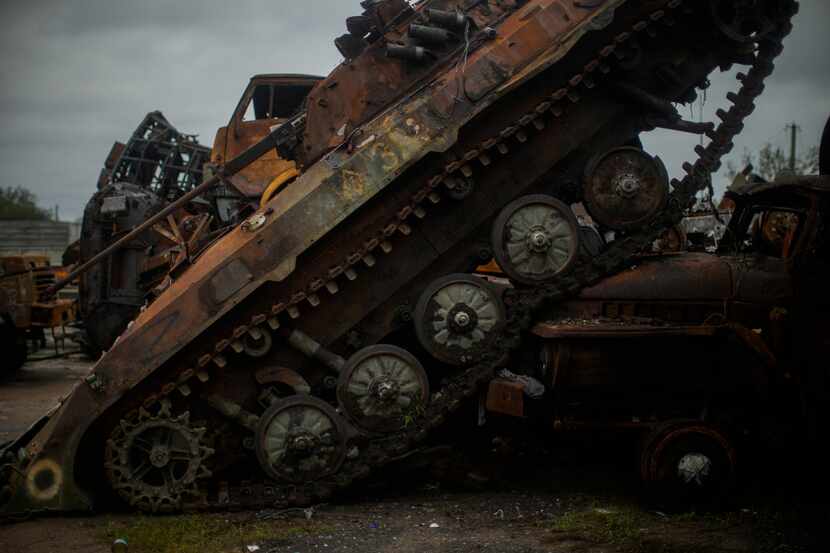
0;186;51;220
727;143;819;181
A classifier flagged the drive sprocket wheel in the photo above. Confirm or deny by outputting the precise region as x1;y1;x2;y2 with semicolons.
583;146;669;231
414;274;505;365
337;344;430;433
104;400;214;513
492;195;580;285
255;396;346;483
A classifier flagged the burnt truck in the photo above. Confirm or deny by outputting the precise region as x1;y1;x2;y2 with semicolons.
0;256;77;375
485;173;829;496
0;0;810;516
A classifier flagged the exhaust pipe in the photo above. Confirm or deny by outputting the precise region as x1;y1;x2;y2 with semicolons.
409;24;455;45
426;8;468;30
386;43;434;63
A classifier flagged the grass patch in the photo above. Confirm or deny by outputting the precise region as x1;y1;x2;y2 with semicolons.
99;513;327;553
552;503;648;545
548;503;739;553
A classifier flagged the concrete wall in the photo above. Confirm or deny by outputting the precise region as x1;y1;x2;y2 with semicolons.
0;220;81;265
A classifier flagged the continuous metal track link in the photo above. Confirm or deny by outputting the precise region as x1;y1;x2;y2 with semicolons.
110;1;795;512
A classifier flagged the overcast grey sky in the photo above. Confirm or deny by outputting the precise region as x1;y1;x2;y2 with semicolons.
1;0;827;221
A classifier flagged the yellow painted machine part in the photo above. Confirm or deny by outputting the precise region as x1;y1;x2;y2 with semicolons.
475;259;503;275
260;167;300;208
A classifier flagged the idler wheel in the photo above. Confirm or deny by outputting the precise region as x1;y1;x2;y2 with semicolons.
337;345;429;433
256;396;346;483
640;421;736;505
583;146;669;231
414;274;505;365
491;195;580;285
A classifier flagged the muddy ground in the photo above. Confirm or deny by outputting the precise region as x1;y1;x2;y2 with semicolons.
1;353;827;553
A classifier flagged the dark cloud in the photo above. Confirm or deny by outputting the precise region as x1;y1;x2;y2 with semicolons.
643;0;830;194
0;0;827;221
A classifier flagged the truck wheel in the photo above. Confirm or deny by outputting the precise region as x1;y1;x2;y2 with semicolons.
640;421;736;508
1;321;28;376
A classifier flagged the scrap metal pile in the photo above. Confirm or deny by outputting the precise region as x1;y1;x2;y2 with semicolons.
100;111;210;201
3;0;821;517
79;112;251;354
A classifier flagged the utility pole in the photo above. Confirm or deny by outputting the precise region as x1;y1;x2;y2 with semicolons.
787;121;800;173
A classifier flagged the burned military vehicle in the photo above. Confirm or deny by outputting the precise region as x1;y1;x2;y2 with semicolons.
0;0;807;515
79;112;215;354
79;77;323;354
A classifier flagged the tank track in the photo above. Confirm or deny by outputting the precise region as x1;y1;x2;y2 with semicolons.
103;0;796;513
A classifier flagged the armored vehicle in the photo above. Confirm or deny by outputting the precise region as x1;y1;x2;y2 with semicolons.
0;0;801;515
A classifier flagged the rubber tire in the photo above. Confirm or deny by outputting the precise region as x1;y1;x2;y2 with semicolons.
640;421;736;509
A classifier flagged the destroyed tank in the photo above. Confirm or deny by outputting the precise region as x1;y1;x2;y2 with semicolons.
0;0;800;515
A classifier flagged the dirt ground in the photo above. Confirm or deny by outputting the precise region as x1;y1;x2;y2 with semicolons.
0;349;90;443
0;354;826;553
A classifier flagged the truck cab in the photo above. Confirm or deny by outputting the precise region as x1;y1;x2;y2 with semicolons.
210;74;322;198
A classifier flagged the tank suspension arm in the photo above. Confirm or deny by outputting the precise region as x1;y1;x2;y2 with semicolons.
612;81;678;117
612;81;715;135
43;114;306;298
204;395;260;431
282;328;346;373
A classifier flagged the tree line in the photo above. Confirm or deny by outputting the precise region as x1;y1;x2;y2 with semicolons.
0;186;52;220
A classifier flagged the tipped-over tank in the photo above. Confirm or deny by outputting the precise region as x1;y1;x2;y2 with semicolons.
0;0;800;515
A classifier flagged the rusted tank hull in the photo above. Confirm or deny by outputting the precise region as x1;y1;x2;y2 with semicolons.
4;2;635;513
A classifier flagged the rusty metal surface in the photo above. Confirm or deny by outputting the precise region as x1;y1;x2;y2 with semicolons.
532;321;719;339
0;256;75;330
486;379;525;418
74;110;265;353
108;111;210;201
211;74;321;195
579;253;735;301
300;0;611;166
